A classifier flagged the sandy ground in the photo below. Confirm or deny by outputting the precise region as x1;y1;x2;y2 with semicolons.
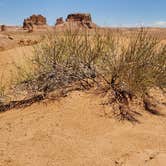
0;91;166;166
0;46;33;86
0;29;166;166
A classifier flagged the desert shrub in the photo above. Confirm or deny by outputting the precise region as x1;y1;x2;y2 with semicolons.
14;29;104;94
13;28;165;121
98;29;165;94
97;28;166;121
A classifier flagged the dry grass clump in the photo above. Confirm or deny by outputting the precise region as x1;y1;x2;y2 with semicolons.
0;84;5;103
0;74;8;108
0;74;6;98
97;28;166;121
13;29;102;94
2;28;166;121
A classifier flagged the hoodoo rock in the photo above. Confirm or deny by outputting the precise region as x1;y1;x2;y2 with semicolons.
1;25;6;31
55;17;64;26
23;14;47;29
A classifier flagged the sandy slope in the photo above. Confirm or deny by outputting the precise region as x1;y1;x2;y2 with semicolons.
0;46;33;85
0;29;166;166
0;91;166;166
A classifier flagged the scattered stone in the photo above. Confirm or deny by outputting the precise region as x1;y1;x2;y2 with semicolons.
18;39;38;46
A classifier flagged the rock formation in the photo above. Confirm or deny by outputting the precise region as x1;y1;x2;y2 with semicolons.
1;25;6;31
55;17;64;26
23;14;47;29
66;13;93;28
55;13;97;29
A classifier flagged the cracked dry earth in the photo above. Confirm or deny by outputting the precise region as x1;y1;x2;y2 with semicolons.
0;91;166;166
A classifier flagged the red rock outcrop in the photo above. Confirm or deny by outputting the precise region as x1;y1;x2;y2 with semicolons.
23;14;47;29
1;25;6;31
66;13;93;28
55;13;97;29
66;13;91;22
55;17;64;26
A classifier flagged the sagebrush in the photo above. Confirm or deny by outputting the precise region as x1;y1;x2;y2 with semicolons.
7;28;166;120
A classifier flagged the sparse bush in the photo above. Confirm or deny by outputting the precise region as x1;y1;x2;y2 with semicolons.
14;29;102;94
11;28;166;121
97;28;166;121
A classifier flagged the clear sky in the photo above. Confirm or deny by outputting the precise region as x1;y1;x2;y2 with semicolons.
0;0;165;27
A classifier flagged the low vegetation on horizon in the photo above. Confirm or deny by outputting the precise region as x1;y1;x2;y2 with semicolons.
0;27;166;122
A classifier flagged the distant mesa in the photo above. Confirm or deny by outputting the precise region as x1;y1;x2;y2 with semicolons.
23;14;47;29
55;13;97;29
67;13;91;22
1;13;97;32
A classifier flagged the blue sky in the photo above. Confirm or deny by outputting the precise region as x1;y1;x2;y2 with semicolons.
0;0;165;27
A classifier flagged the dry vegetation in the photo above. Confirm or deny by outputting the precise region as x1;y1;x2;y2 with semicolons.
0;28;166;122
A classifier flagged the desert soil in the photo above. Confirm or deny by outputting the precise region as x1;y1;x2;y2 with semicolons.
0;29;166;166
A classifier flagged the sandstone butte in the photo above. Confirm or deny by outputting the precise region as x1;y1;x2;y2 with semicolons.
55;13;97;29
23;14;47;29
